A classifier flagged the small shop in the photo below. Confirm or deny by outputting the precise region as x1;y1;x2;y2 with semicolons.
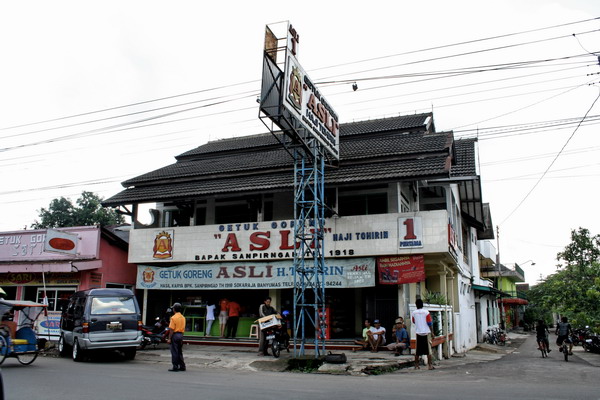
0;225;137;340
138;257;376;338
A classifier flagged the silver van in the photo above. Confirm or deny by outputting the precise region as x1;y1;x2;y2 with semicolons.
58;288;142;361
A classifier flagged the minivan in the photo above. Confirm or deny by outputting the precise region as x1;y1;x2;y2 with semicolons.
58;288;142;361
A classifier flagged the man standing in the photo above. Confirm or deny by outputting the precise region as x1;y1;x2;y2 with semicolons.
258;297;278;356
167;302;186;372
225;299;241;338
411;298;434;370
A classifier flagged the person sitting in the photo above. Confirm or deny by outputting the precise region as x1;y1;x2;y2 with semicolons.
368;319;386;352
353;319;371;351
386;322;409;356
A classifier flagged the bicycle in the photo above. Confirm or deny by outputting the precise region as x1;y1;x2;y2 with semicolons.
561;338;569;362
537;337;548;358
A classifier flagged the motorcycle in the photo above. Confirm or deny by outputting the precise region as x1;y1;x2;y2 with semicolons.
140;317;168;350
262;321;290;358
583;332;600;354
572;327;590;346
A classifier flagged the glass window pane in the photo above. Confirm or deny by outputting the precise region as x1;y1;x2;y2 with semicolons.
91;297;136;315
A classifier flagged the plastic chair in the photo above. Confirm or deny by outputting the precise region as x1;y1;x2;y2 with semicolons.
249;324;259;338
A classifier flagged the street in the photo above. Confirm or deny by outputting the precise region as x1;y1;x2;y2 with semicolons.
2;334;599;400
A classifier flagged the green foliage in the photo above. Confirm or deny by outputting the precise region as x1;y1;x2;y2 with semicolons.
529;228;600;332
422;290;448;305
31;191;124;229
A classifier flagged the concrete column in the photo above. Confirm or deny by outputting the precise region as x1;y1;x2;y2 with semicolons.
438;268;449;358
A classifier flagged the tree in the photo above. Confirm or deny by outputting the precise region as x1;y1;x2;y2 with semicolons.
31;191;124;229
528;228;600;331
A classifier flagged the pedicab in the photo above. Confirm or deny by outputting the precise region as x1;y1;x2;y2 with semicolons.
0;299;48;365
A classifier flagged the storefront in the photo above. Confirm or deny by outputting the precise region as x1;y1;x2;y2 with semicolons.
0;225;137;340
132;212;451;341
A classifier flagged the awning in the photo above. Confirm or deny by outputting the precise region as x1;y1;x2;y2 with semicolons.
0;260;102;273
500;298;528;305
472;284;494;292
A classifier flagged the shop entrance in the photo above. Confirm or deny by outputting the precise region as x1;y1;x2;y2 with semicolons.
364;285;398;343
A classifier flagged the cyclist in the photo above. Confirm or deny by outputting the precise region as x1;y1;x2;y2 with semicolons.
535;319;551;353
555;316;573;355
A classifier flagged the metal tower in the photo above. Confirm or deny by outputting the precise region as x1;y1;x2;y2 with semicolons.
291;141;327;357
258;22;335;357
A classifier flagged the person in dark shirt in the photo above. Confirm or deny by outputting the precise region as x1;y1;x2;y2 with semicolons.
535;319;551;353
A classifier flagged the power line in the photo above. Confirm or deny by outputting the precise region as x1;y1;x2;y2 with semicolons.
499;89;600;225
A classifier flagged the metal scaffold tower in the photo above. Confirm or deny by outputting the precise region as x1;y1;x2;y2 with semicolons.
258;21;338;358
292;141;327;357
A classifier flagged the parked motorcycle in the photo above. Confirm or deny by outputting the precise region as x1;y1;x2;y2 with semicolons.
140;317;168;350
572;326;590;346
583;332;600;354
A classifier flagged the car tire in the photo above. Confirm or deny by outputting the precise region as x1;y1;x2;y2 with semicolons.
58;334;71;357
72;338;84;362
123;347;136;360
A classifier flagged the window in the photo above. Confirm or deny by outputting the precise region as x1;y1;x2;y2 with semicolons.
419;186;447;211
215;203;255;224
195;207;206;226
36;287;76;312
91;297;136;315
163;209;191;227
338;192;387;216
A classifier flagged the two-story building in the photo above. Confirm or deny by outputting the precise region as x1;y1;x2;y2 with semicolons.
103;112;496;356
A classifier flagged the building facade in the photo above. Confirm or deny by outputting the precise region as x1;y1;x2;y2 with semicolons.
103;113;499;355
0;225;137;339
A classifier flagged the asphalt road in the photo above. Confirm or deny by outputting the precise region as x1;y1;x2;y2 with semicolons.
1;333;599;400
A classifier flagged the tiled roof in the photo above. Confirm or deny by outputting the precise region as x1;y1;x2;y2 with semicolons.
103;113;459;207
103;155;450;206
452;138;478;177
175;113;433;159
124;130;450;186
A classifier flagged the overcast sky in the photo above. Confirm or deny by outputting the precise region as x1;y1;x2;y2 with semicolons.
1;0;600;284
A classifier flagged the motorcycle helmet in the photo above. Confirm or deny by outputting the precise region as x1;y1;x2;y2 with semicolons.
282;310;290;317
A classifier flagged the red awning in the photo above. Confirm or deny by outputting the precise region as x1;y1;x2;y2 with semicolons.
500;298;528;305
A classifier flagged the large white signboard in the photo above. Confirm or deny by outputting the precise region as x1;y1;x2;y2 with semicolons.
137;257;375;290
128;212;451;264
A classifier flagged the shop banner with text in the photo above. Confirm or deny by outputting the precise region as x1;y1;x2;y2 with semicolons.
137;258;375;290
377;255;425;284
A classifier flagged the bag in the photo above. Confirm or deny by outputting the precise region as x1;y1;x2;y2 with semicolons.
324;351;347;364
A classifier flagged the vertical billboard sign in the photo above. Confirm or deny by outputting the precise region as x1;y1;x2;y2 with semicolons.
281;23;340;160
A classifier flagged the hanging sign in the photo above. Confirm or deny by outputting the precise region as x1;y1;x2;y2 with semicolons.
377;255;425;284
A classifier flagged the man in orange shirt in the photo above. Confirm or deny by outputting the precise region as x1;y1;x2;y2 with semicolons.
167;303;186;372
225;299;241;338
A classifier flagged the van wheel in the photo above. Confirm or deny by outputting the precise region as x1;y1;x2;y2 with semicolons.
123;347;136;360
72;338;84;362
58;334;71;357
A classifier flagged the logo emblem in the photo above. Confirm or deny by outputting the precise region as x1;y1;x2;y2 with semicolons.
139;267;158;289
288;64;303;110
153;230;173;259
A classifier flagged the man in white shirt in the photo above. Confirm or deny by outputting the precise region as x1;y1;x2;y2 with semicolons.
368;319;386;352
411;298;434;370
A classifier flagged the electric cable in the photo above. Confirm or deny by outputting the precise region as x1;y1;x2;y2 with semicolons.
499;89;600;225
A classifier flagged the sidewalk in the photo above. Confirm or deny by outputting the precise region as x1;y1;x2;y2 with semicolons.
135;332;527;376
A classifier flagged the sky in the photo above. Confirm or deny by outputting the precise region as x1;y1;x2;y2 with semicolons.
1;0;600;285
